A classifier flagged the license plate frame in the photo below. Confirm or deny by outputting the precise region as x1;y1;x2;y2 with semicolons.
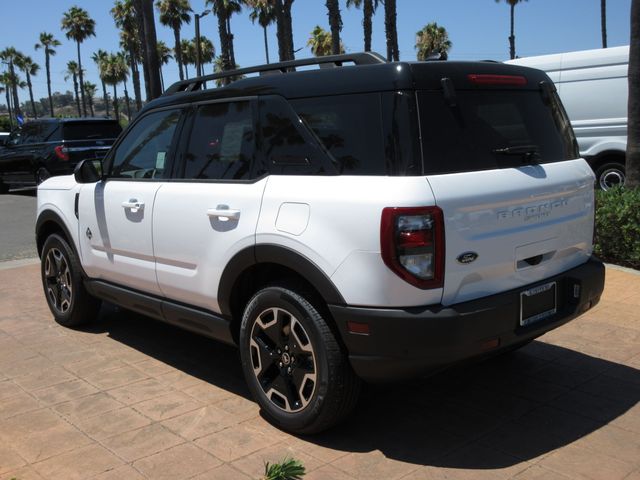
520;281;557;327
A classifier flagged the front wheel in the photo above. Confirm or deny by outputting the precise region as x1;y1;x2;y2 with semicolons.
41;234;101;327
239;285;361;434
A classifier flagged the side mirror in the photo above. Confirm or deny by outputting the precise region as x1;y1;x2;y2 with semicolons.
74;159;102;184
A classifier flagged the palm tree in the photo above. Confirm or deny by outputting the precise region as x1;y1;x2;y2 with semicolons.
627;0;639;188
208;0;242;75
0;72;15;129
199;36;216;70
247;0;276;63
325;0;343;55
112;0;143;111
495;0;527;60
156;0;192;81
65;60;82;117
15;55;40;119
307;25;343;57
346;0;379;52
601;0;608;48
213;56;243;86
384;0;399;61
0;48;23;120
92;50;110;117
137;0;163;100
179;38;196;78
34;32;61;117
157;40;173;90
61;6;96;117
83;81;97;117
101;53;128;122
415;22;452;61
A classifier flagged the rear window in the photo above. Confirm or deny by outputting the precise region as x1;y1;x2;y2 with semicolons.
63;121;122;141
418;89;578;175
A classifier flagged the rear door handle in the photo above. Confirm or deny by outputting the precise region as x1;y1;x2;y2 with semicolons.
207;208;240;221
122;199;144;212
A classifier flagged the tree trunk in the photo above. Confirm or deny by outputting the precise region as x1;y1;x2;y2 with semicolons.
129;44;142;111
284;0;295;60
132;0;151;101
46;52;54;117
73;74;81;117
159;65;164;91
363;0;373;52
384;0;399;61
217;3;232;78
76;41;87;117
509;3;516;60
112;84;119;122
174;28;184;81
227;16;236;67
101;80;109;117
626;0;640;188
601;0;608;48
9;61;21;119
274;0;286;61
141;0;162;100
26;72;37;119
87;93;95;117
5;87;13;130
326;0;342;55
263;25;270;63
124;85;132;120
185;64;189;78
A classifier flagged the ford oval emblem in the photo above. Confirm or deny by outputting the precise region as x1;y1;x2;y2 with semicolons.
457;252;478;264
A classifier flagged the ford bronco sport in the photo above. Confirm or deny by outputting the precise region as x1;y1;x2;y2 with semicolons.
36;52;605;434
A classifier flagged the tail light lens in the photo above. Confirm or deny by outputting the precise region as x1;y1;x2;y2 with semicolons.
381;206;445;289
54;145;69;161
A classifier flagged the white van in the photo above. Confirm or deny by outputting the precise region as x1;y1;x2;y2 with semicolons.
508;46;629;189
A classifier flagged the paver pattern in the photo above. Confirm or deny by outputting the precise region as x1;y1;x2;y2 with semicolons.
0;262;638;479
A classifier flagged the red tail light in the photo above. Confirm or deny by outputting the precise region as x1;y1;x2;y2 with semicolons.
380;206;445;289
54;145;69;161
467;74;527;86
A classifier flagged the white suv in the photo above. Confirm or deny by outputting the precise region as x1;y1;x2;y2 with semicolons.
36;53;605;434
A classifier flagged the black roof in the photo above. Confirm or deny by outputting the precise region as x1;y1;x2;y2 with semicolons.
144;52;552;114
24;117;119;124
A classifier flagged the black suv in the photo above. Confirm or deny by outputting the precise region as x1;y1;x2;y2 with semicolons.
0;118;121;192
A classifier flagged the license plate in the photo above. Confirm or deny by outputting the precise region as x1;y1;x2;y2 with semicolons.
520;282;557;327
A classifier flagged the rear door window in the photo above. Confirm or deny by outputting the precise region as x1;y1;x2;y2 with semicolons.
418;89;578;175
63;121;122;141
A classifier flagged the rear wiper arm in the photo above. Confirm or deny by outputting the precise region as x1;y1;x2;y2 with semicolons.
492;145;540;162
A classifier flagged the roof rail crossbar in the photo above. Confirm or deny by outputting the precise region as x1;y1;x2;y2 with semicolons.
163;51;387;96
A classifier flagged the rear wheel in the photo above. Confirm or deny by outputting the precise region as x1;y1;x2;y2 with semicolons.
594;161;625;190
239;285;361;434
36;167;51;185
41;234;101;327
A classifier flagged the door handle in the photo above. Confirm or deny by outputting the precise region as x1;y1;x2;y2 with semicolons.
122;199;144;212
207;207;240;221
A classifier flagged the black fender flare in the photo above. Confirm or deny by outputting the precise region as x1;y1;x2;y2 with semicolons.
217;244;345;317
35;209;76;258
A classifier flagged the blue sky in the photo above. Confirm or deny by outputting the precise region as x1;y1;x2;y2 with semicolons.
7;0;633;103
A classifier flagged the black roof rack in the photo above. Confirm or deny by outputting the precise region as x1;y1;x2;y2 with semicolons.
163;51;387;96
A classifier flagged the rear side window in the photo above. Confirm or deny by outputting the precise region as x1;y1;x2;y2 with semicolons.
291;93;386;175
182;101;254;180
63;121;122;141
17;122;59;144
418;90;578;175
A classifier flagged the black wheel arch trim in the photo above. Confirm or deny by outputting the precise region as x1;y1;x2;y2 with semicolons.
217;244;345;317
36;209;76;258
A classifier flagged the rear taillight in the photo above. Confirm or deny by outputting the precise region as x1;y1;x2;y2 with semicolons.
467;74;527;86
380;206;445;289
54;145;69;161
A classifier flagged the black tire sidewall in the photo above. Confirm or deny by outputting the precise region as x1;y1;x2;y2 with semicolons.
595;162;626;190
239;286;333;432
41;234;82;326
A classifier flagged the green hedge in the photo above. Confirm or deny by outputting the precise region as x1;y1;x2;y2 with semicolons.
595;187;640;269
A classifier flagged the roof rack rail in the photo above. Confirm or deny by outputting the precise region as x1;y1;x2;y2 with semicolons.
163;51;387;96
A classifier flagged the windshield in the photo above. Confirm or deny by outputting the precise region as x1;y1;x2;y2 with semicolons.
418;89;578;175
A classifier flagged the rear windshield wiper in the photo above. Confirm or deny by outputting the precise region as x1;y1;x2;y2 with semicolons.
492;145;540;162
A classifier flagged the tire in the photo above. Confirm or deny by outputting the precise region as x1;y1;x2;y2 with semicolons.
239;285;361;434
36;167;52;185
594;161;625;190
40;233;101;327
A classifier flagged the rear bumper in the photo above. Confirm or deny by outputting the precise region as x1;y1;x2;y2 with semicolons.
329;257;605;383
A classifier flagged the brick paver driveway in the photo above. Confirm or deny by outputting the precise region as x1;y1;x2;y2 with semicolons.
0;262;639;480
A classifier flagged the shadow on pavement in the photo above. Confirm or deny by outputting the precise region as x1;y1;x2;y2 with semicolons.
85;305;640;469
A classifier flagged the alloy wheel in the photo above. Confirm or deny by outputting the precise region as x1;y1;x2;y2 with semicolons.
44;248;73;314
249;307;317;413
